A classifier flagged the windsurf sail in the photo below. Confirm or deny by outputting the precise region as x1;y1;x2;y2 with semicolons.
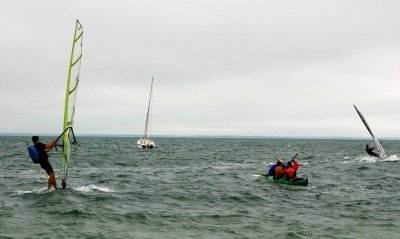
353;105;387;159
60;20;83;188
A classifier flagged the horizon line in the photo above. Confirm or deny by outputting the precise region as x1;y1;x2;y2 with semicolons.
0;132;399;140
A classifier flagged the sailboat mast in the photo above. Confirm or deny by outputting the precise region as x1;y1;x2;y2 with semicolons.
353;105;375;139
143;77;153;138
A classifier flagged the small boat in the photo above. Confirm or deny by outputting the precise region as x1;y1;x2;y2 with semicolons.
137;77;155;149
266;175;308;186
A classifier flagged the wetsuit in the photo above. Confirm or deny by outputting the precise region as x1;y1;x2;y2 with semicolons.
34;142;54;175
366;145;379;158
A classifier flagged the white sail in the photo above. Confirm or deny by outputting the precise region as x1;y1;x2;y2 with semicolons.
354;105;387;159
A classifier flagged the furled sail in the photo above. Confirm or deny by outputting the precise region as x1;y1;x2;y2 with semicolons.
353;105;387;159
143;77;154;139
137;77;155;149
61;20;83;188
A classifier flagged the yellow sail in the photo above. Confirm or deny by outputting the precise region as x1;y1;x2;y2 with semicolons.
61;20;83;188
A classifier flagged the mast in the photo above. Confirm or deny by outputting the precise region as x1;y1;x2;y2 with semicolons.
353;105;375;139
143;77;153;139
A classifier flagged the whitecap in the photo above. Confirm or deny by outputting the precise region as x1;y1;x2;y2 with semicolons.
381;155;399;162
73;184;115;193
358;156;378;164
91;184;115;192
344;154;399;164
16;187;48;195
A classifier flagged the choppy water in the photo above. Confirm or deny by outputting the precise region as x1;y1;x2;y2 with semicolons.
0;136;399;238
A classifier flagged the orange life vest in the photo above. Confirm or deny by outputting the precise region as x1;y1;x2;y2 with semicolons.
286;167;295;179
274;165;283;178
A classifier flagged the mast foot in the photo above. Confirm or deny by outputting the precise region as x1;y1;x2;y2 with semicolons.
62;179;67;189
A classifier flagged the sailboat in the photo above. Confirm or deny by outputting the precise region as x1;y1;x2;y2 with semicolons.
353;105;387;159
137;77;156;149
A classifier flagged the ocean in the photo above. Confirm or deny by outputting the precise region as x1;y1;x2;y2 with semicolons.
1;136;399;238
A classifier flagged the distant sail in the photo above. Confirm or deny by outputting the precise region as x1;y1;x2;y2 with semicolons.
61;20;83;188
137;77;155;149
143;77;154;139
353;105;387;159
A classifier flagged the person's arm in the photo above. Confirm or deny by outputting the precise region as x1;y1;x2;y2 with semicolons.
45;140;57;152
292;160;299;172
268;165;275;176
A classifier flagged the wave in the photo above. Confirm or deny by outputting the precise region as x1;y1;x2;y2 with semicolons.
16;187;49;195
382;155;399;162
343;154;400;164
73;184;115;193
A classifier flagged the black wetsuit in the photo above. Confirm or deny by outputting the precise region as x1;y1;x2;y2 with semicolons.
34;143;54;175
366;145;379;158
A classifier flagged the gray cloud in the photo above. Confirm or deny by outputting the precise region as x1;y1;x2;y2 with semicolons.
0;0;399;137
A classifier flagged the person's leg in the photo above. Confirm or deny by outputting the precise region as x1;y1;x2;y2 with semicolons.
48;172;57;189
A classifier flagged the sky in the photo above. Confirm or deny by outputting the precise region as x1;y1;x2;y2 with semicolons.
0;0;399;138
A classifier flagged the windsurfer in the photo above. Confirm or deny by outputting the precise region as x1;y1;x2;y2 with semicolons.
366;144;379;158
32;136;58;190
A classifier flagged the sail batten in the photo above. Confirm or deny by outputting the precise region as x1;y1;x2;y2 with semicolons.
72;54;82;66
61;20;83;188
74;32;83;43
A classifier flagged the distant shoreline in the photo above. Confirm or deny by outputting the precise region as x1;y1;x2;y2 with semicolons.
1;133;398;140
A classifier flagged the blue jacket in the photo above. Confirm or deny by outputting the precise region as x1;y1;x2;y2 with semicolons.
267;163;287;176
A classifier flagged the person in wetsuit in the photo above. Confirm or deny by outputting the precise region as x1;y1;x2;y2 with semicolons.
366;144;379;158
32;136;58;190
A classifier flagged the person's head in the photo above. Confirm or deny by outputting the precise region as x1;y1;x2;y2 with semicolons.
32;136;39;143
277;159;283;165
287;161;292;167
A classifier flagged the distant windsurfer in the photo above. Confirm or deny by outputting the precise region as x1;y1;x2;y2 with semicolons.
354;105;388;159
32;136;58;190
365;144;379;158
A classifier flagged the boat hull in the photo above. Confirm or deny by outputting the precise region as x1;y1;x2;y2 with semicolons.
266;175;308;186
137;138;155;149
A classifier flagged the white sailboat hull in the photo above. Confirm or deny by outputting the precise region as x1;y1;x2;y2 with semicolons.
137;138;155;149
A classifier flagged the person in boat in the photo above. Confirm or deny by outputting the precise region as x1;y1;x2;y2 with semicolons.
287;159;299;174
267;159;286;179
285;161;296;180
32;136;58;190
365;144;379;158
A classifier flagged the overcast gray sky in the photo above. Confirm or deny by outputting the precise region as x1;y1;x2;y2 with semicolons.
0;0;399;137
